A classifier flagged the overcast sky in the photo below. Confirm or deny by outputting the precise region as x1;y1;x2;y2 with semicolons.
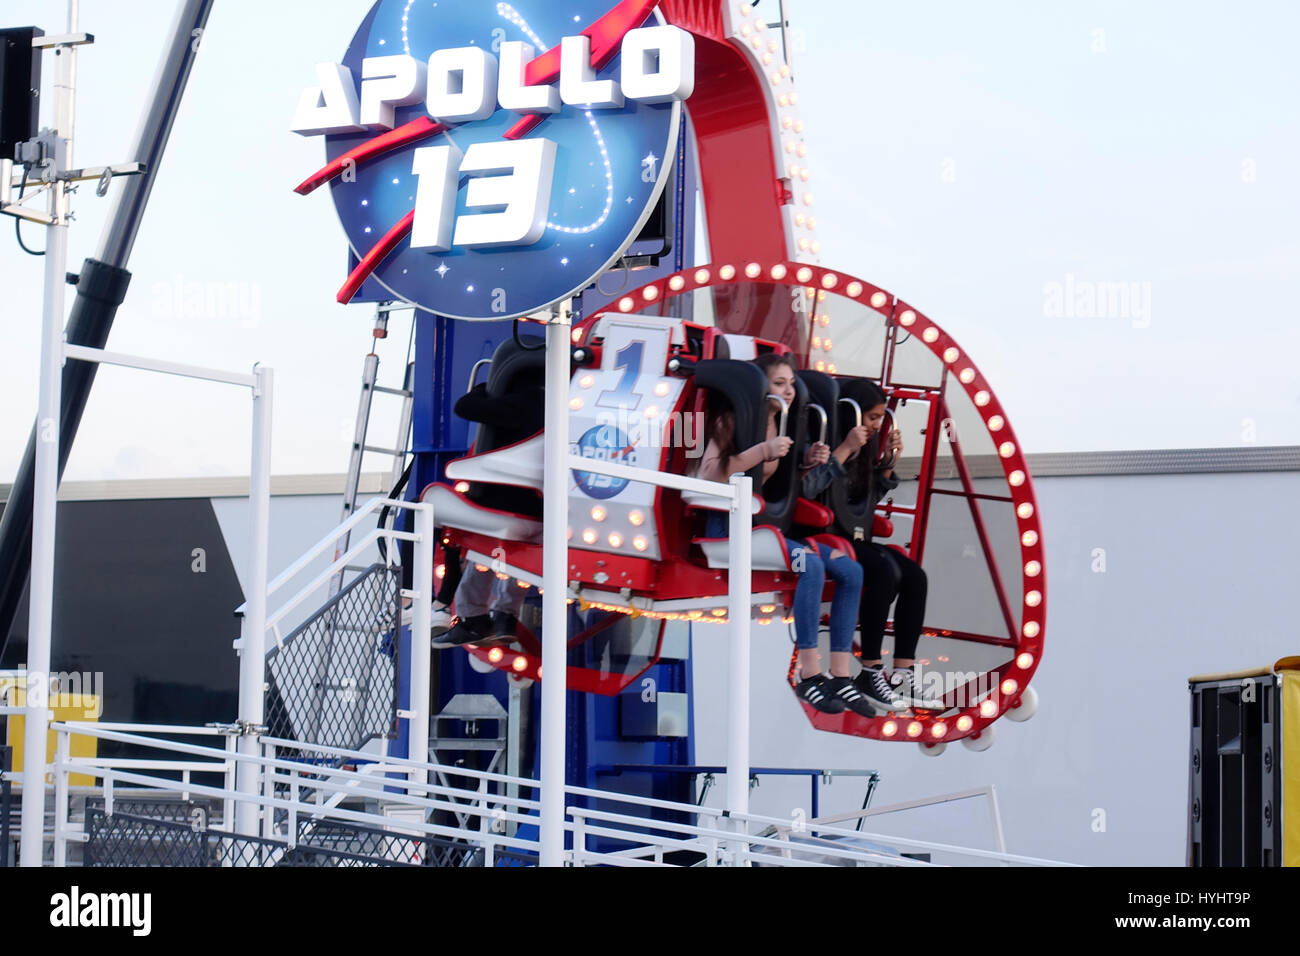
2;0;1297;482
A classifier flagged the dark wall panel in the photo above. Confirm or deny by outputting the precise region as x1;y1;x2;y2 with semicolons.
3;498;243;736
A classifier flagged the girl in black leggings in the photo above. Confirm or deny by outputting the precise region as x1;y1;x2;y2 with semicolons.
803;381;937;711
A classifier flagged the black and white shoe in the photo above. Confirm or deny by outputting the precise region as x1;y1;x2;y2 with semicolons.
429;604;453;638
889;666;945;709
794;674;847;714
852;665;909;713
825;676;879;718
433;613;492;649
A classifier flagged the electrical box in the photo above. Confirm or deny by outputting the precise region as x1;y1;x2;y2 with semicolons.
0;27;44;162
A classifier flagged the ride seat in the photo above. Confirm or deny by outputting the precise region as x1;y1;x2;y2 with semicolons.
692;526;795;572
421;482;543;544
457;334;546;517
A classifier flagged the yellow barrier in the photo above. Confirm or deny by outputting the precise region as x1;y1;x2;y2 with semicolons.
2;679;100;787
1279;659;1300;867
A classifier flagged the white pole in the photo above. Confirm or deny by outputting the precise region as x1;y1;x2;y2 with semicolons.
20;3;79;867
725;473;753;866
539;301;572;866
408;502;434;789
235;365;273;836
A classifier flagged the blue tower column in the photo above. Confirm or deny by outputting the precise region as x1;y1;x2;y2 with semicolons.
393;312;514;763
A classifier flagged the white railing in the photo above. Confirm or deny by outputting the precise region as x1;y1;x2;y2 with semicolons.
41;723;1078;867
229;494;436;835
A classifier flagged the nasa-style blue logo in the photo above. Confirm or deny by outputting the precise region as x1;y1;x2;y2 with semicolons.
295;0;692;321
573;424;636;499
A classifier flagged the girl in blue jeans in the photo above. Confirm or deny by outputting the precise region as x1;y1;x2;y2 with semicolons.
697;355;872;716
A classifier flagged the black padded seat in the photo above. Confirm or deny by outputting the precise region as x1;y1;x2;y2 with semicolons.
457;335;546;518
828;378;888;541
693;359;807;533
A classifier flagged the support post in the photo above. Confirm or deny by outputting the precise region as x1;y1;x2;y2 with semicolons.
20;2;78;867
408;502;434;788
540;302;572;867
235;366;274;836
725;473;753;866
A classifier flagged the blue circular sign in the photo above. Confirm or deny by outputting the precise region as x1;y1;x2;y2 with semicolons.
325;0;682;320
573;424;637;499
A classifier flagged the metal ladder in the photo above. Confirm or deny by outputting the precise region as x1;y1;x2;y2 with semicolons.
331;302;417;594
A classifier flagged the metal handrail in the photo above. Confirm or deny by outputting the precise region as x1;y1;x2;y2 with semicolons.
48;723;1080;867
767;393;790;437
236;496;422;615
807;403;828;445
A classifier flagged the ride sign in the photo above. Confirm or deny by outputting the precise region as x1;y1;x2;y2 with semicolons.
292;0;694;321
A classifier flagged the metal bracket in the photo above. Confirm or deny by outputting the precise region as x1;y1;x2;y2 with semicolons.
32;32;95;48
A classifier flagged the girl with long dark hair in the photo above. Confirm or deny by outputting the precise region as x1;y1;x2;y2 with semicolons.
697;354;871;716
804;380;936;711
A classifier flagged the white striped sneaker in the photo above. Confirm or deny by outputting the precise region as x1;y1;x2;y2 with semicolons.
794;674;847;714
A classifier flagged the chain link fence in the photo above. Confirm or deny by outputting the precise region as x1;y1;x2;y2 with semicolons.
83;808;416;867
264;563;401;758
82;808;536;867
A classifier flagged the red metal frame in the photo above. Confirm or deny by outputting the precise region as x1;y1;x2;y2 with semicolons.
592;261;1046;742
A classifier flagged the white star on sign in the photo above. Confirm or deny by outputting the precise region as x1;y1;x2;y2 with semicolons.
435;261;450;278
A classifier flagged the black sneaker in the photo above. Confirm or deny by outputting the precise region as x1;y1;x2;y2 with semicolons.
825;676;878;718
434;613;492;648
490;610;519;640
889;665;945;709
794;674;847;714
852;665;909;713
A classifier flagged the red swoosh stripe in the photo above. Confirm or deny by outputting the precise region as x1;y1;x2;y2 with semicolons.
296;116;448;196
336;210;415;304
